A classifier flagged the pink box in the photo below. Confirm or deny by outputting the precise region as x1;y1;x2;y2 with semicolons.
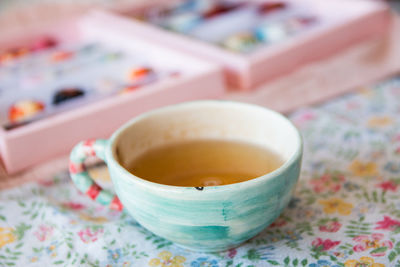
94;0;392;90
0;15;225;174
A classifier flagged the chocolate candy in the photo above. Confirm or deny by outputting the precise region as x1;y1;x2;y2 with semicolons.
222;32;258;53
121;67;159;93
3;121;30;131
297;16;317;25
8;100;45;123
203;2;245;19
51;51;73;62
128;67;155;83
0;51;16;64
53;88;85;105
119;85;141;95
0;48;29;64
31;37;57;52
257;1;286;14
0;36;57;65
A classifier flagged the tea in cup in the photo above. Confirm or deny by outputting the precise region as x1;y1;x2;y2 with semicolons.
69;101;302;252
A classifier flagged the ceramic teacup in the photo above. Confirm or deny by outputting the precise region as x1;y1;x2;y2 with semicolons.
69;101;302;252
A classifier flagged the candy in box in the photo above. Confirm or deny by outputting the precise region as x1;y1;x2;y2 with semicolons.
94;0;392;90
0;14;225;174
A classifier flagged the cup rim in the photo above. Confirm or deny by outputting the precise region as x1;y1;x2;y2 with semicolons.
106;100;303;192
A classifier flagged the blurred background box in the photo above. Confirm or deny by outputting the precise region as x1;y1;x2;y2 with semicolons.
0;14;224;174
104;0;391;90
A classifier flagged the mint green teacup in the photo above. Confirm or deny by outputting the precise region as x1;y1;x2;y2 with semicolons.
69;101;302;252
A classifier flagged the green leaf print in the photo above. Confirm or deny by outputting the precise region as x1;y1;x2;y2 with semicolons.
338;242;354;256
372;191;378;202
370;246;388;254
19;200;47;221
296;221;314;236
242;249;261;261
388;241;400;262
12;223;31;240
119;242;149;259
363;190;371;202
310;243;332;260
139;228;172;249
383;203;400;219
225;260;233;267
361;190;387;204
390;251;397;262
334;147;359;160
344;216;371;238
31;187;45;196
0;244;23;267
284;256;290;265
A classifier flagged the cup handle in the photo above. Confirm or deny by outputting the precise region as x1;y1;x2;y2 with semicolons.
69;139;123;211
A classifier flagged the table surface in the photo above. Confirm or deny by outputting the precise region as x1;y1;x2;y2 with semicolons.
1;74;400;267
1;12;400;267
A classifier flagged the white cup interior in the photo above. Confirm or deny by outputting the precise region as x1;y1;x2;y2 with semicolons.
112;101;301;174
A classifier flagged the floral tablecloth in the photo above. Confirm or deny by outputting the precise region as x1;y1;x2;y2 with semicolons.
1;76;400;267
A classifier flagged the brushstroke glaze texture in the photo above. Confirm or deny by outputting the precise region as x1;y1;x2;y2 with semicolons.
70;101;303;252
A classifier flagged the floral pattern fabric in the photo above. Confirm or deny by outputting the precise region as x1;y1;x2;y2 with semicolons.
1;76;400;266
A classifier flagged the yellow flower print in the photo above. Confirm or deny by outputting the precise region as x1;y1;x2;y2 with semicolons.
78;213;108;223
344;256;385;267
358;87;375;98
0;227;15;248
367;116;393;128
69;219;78;225
149;251;186;267
319;198;353;215
349;160;378;177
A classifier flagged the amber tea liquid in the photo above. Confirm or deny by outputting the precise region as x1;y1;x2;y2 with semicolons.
126;140;284;187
